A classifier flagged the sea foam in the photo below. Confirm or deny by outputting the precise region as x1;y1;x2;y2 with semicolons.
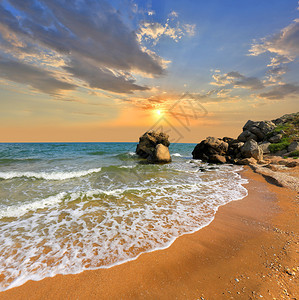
0;167;102;180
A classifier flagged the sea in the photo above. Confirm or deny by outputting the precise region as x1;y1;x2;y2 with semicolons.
0;142;248;291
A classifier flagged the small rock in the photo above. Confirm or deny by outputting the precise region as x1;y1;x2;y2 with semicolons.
269;134;283;143
259;142;271;154
286;161;298;168
285;268;296;276
288;141;299;152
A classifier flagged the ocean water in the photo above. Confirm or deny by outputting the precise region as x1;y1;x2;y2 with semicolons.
0;142;248;291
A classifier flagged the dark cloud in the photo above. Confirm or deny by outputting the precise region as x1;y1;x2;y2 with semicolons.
0;57;76;94
259;84;299;100
0;0;166;95
3;0;164;74
63;57;148;94
212;71;264;90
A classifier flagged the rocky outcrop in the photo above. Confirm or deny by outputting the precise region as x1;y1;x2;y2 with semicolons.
237;112;299;157
192;136;263;164
251;164;299;192
191;112;298;164
136;130;171;163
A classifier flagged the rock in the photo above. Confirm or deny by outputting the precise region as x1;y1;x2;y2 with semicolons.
278;160;288;165
288;141;299;152
286;161;298;168
275;149;288;156
136;130;171;163
269;134;283;143
243;120;255;131
236;157;257;165
257;160;267;165
152;144;171;163
192;137;229;162
237;130;258;142
250;126;265;140
259;142;271;154
222;137;236;144
258;121;276;135
209;154;226;164
241;139;263;161
227;141;244;157
265;164;280;171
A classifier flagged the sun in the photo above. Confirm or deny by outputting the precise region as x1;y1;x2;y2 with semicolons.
156;109;162;116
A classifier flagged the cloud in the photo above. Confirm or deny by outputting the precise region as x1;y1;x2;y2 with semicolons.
0;0;168;95
211;71;264;90
63;57;148;94
248;19;298;87
137;16;196;44
264;65;288;85
259;84;299;100
120;89;240;114
0;56;76;94
169;11;178;18
267;55;292;67
249;19;299;59
183;24;196;37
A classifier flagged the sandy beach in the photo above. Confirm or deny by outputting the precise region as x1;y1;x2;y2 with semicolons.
0;167;298;299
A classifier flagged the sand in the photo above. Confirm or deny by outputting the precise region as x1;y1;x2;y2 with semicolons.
0;167;298;299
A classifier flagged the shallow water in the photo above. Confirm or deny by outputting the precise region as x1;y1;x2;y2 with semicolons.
0;142;248;290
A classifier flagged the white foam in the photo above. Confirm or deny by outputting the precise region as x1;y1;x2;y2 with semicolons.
119;165;134;169
0;167;102;180
0;192;67;219
172;153;182;157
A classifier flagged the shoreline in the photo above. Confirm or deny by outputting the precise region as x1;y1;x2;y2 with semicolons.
1;167;298;299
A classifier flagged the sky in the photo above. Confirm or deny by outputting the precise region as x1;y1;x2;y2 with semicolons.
0;0;298;142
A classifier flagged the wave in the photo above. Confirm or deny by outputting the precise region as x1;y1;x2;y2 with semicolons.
0;167;102;180
0;158;41;165
87;151;106;156
115;152;138;161
172;153;182;157
0;192;67;219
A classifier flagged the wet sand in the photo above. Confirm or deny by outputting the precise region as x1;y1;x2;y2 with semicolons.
1;167;298;299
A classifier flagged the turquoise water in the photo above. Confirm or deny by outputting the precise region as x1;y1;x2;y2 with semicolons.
0;142;248;290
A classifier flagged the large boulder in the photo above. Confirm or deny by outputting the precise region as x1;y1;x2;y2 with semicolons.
237;130;258;142
192;137;228;163
136;130;171;163
152;144;171;163
241;139;263;161
238;119;276;143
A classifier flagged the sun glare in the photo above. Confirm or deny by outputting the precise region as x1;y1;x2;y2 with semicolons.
156;110;162;116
